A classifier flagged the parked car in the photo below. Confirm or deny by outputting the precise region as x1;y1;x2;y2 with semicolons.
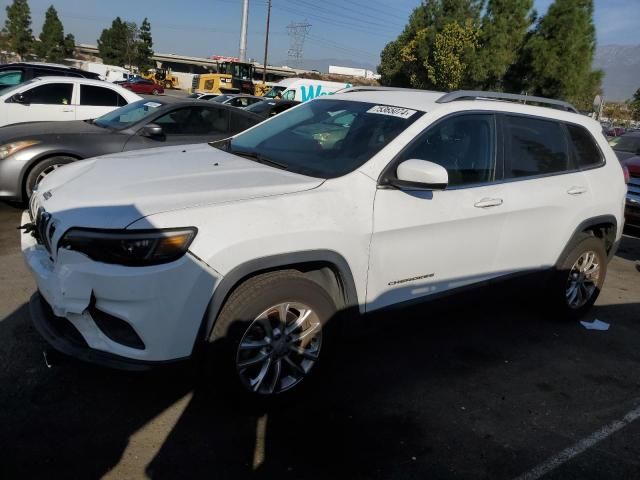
0;76;141;128
119;78;164;95
210;94;264;108
606;126;626;137
0;98;262;201
188;92;219;101
611;132;640;163
243;99;300;119
0;62;100;94
625;156;640;228
22;89;625;398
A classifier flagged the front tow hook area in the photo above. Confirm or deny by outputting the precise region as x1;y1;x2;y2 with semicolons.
17;222;36;234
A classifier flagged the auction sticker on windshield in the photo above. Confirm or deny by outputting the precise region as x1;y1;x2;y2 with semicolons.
144;102;162;108
367;105;416;119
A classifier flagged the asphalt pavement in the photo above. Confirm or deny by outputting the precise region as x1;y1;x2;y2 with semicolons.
1;200;640;479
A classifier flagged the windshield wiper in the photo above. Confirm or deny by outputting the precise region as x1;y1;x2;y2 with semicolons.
229;149;289;171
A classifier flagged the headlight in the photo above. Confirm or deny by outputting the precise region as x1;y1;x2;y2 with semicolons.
0;140;40;160
58;228;197;266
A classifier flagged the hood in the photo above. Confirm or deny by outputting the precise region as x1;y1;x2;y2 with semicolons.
35;143;324;229
0;120;107;142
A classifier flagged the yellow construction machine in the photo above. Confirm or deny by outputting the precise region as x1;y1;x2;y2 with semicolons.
191;57;257;95
143;68;179;90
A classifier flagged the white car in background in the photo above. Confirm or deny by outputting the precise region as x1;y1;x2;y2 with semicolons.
0;76;142;127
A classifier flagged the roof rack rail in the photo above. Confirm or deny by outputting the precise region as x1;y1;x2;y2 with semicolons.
336;86;436;94
436;90;579;114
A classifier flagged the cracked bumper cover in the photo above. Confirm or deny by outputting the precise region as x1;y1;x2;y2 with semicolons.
20;211;220;366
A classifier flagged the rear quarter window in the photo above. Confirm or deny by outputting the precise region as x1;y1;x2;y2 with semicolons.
566;124;604;169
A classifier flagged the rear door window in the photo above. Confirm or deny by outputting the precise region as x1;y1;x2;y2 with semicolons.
23;83;74;105
566;124;604;169
80;85;126;107
504;115;572;178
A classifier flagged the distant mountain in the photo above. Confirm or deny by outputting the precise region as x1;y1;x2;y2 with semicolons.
594;45;640;102
273;58;377;74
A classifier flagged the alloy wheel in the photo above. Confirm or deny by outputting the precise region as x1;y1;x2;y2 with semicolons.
236;302;322;395
565;250;601;309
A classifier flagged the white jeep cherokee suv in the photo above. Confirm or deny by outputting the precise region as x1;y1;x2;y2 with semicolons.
21;89;627;396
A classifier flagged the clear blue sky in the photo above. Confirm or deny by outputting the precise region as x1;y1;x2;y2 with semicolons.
1;0;638;67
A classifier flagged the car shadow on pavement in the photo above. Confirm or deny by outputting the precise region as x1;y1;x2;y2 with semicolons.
3;281;640;479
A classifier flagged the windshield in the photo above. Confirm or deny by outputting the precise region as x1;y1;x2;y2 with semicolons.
228;99;422;178
263;86;286;98
613;135;640;153
0;78;37;96
94;99;164;129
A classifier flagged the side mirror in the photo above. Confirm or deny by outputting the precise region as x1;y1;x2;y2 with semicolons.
141;123;164;138
11;93;28;104
389;159;449;190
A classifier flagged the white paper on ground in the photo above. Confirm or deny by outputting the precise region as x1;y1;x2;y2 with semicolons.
580;319;610;331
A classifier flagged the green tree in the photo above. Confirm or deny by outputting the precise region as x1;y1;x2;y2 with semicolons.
122;21;138;69
472;0;535;90
3;0;33;59
136;17;154;71
36;6;73;62
378;0;482;90
629;88;640;122
63;33;75;57
97;17;129;66
426;20;479;90
520;0;601;109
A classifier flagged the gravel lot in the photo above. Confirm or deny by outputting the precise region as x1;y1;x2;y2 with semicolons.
1;200;639;479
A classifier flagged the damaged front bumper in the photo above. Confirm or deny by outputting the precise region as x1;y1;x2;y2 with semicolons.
20;211;220;367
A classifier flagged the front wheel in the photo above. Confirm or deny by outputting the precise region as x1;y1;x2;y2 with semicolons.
151;88;159;95
208;271;337;397
549;234;607;320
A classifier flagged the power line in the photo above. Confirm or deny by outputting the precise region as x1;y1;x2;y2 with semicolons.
282;0;403;31
271;3;397;36
332;0;411;23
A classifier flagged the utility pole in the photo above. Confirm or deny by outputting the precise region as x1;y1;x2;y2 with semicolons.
262;0;272;83
239;0;249;62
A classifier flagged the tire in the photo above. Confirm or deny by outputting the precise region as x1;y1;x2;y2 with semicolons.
164;81;172;89
24;156;75;200
207;270;337;398
548;234;608;320
152;89;159;95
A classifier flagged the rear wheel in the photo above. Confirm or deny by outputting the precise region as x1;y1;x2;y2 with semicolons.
25;156;75;199
152;88;159;95
549;234;607;320
208;271;337;397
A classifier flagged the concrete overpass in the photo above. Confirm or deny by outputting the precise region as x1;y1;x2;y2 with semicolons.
74;44;306;80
